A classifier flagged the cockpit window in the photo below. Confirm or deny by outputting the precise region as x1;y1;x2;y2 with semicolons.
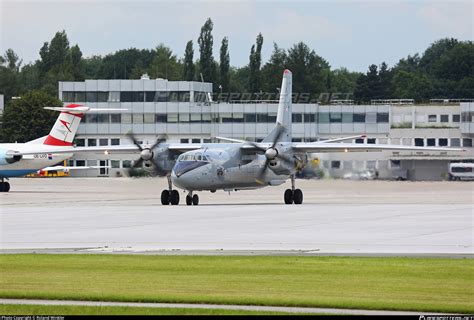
178;153;209;162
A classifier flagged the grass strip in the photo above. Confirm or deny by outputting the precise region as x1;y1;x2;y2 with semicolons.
0;254;472;313
0;304;296;315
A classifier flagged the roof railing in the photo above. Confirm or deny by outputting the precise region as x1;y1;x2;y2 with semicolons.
430;99;474;104
371;99;414;105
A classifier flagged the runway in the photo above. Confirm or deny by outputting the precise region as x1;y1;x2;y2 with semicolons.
1;178;473;256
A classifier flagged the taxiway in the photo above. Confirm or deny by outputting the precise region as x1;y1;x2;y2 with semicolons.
1;178;472;256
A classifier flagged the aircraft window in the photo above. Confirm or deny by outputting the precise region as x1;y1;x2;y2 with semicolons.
196;155;202;161
178;155;184;161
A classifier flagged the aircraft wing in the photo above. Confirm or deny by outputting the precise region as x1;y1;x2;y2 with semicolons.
291;142;465;153
9;143;203;156
8;145;139;156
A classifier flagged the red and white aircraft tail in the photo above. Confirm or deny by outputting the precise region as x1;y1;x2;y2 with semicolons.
43;103;85;146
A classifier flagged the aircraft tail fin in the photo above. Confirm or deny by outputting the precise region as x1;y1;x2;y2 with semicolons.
43;104;85;146
263;69;292;143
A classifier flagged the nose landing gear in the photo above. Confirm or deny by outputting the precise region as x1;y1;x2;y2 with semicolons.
186;191;199;206
161;175;180;205
284;174;303;205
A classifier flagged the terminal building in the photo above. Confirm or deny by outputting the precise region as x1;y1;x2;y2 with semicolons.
58;77;473;180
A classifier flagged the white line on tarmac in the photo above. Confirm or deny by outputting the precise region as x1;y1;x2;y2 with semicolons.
0;299;448;315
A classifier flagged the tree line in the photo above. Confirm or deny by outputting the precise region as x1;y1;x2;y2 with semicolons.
0;18;472;105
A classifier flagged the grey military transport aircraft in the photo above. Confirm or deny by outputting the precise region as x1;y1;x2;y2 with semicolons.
124;69;463;206
23;70;463;205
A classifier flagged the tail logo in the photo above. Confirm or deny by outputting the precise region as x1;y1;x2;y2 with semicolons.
60;119;72;133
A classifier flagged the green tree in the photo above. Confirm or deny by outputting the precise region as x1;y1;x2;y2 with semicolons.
20;63;41;92
354;64;376;103
261;43;287;93
69;44;84;80
248;33;264;93
420;38;459;74
219;37;230;93
39;30;70;77
148;44;181;80
286;42;330;99
97;48;154;79
378;62;393;99
183;40;195;81
197;18;216;84
0;49;23;101
4;49;22;71
229;66;249;93
330;67;361;94
83;55;104;79
0;90;60;143
37;30;86;96
392;70;433;101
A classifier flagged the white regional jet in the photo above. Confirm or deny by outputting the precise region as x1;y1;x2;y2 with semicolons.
0;104;119;192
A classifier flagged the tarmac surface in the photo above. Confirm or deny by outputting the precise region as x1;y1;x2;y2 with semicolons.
1;177;473;256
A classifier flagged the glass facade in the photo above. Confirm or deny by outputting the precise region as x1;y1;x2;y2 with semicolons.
63;90;192;103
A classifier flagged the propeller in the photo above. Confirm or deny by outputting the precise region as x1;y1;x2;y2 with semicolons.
126;131;167;177
244;125;295;183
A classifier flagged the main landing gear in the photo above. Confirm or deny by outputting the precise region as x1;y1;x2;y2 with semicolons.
284;174;303;205
185;191;199;206
0;178;10;192
161;175;179;205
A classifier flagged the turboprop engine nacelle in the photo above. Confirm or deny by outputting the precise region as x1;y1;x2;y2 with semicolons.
140;146;176;176
0;149;22;165
268;159;291;176
267;153;308;176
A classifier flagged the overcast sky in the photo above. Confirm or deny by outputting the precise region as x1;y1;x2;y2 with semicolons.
0;0;472;72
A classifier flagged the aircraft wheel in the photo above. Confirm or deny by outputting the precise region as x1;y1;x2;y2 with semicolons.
161;190;170;205
192;194;199;206
284;189;293;204
170;190;180;205
0;182;9;192
293;189;303;204
186;195;192;206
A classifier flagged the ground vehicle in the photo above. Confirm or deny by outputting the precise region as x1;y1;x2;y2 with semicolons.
449;163;474;181
343;169;377;180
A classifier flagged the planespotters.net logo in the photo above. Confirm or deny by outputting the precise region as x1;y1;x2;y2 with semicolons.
420;316;474;320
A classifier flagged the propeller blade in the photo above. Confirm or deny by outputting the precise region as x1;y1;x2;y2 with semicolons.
126;131;143;151
256;158;271;181
149;135;166;151
245;141;267;153
132;158;144;169
271;125;286;149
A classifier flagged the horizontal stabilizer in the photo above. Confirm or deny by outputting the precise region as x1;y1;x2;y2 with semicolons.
44;107;126;113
